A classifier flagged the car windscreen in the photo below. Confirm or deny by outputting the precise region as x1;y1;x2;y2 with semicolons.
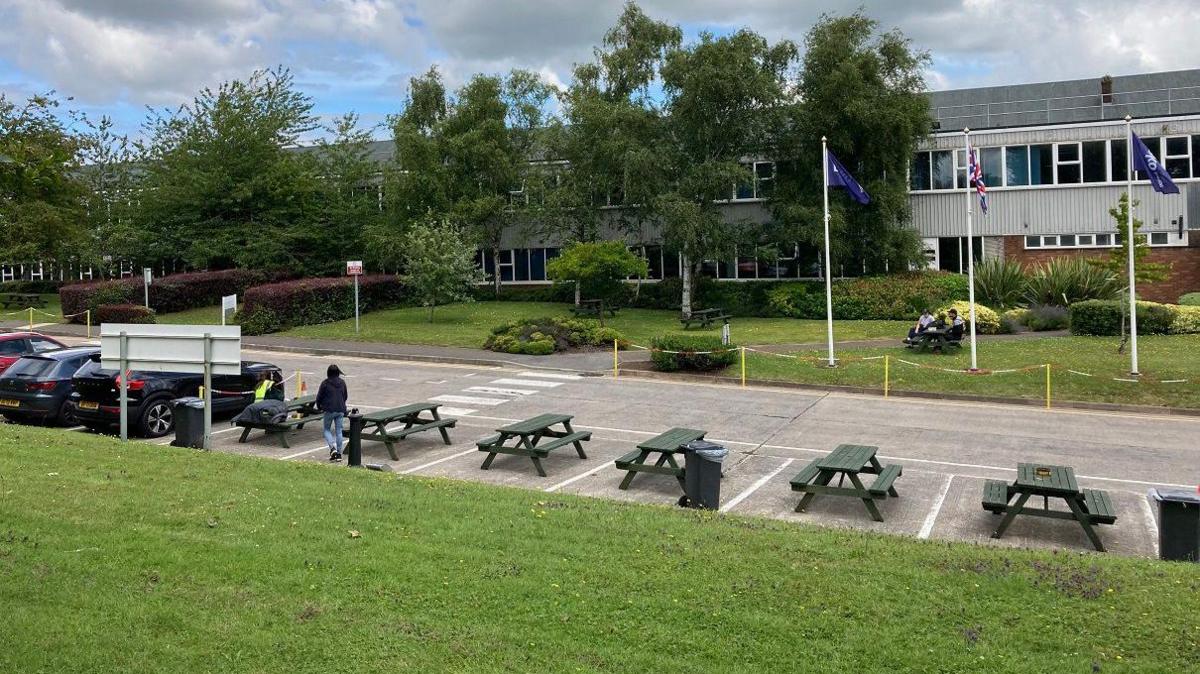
0;340;26;356
3;357;58;378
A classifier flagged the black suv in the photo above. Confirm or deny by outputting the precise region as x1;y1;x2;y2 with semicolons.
0;346;99;426
70;357;282;438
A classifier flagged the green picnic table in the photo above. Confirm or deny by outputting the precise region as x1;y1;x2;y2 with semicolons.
679;307;731;329
235;395;320;448
0;293;46;309
903;326;962;352
983;463;1117;551
345;402;456;460
614;427;706;491
569;299;618;318
790;444;902;521
477;413;591;477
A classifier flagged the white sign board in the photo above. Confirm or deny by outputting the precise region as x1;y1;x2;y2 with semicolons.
221;294;237;314
143;267;153;284
100;324;242;375
346;260;363;276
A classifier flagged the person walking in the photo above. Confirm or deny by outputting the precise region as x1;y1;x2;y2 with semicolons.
316;364;349;461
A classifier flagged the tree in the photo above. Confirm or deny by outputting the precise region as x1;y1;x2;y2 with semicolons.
77;115;141;273
399;219;486;321
1089;193;1170;285
546;241;648;325
133;67;319;271
307;113;383;275
0;93;87;265
772;11;931;276
657;28;797;315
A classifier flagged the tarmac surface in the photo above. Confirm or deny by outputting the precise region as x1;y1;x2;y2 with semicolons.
30;339;1198;559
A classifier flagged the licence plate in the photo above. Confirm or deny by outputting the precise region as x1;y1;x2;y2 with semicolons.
79;401;99;410
0;399;19;408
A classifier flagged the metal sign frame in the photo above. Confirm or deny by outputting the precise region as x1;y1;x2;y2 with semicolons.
100;324;241;447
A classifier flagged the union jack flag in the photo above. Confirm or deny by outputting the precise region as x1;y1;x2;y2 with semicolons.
968;148;988;214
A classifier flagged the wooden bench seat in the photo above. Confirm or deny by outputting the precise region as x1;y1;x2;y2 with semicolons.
477;431;591;457
386;417;456;440
614;449;648;470
868;464;903;497
788;459;822;490
1082;489;1118;525
237;413;323;449
982;479;1011;513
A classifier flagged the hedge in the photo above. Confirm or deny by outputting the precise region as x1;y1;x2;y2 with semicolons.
59;270;274;322
1068;300;1177;336
482;317;627;355
1180;292;1200;307
649;334;738;372
96;304;156;324
0;280;64;294
238;275;405;335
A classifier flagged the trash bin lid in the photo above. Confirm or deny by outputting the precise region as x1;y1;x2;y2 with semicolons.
171;397;205;408
1149;487;1200;505
684;440;728;462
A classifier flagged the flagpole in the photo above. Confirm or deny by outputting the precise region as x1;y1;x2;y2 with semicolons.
963;128;978;371
821;136;836;368
1125;115;1140;376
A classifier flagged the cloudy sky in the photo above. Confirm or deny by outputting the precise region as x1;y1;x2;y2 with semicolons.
1;0;1197;138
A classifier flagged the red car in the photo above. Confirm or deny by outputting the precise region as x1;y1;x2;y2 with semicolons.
0;333;68;375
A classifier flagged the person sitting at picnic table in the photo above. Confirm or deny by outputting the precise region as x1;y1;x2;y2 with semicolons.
947;308;965;340
253;370;285;402
906;309;936;341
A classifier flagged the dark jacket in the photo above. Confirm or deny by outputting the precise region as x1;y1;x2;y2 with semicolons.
316;376;348;414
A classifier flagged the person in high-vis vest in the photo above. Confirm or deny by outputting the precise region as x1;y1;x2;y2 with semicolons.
254;371;284;402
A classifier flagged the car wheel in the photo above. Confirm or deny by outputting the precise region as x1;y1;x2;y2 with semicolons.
57;400;79;427
138;398;174;438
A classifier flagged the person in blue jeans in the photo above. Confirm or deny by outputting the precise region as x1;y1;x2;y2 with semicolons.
316;364;349;461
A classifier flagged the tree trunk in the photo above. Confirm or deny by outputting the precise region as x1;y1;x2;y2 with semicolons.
680;254;693;318
492;247;501;297
574;282;581;307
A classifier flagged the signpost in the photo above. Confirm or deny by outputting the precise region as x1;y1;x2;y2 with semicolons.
100;324;241;447
221;294;237;326
347;260;363;334
143;267;153;308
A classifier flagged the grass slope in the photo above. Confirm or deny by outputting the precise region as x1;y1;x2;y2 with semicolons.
1;426;1196;673
733;335;1200;409
276;301;908;348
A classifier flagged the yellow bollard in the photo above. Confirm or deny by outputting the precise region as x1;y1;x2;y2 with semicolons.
884;354;890;398
740;347;746;388
296;370;304;400
613;339;618;378
1044;364;1051;409
86;310;91;339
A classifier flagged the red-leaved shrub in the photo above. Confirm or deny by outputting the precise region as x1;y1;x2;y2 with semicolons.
96;304;156;324
238;275;405;335
60;269;281;322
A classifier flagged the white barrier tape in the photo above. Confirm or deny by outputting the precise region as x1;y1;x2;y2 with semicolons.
1160;379;1188;384
1066;370;1095;377
628;343;738;356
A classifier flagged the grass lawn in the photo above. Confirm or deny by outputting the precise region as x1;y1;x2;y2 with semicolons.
731;335;1200;409
1;427;1196;672
2;294;65;325
277;301;909;348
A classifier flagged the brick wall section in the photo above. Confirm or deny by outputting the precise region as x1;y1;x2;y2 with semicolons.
1001;236;1200;302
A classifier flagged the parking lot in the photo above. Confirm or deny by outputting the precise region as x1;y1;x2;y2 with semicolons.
35;345;1172;558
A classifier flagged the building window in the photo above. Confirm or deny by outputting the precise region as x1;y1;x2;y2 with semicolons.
1095;234;1112;246
931;151;954;190
1059;234;1076;247
1056;143;1081;184
1164;136;1190;179
1135;137;1160;181
1111;140;1128;182
980;147;1003;187
1077;234;1094;246
755;162;775;198
1006;146;1030;186
954;149;969;189
1030;144;1054;185
1025;235;1041;248
1150;232;1169;245
1082;141;1107;183
911;153;932;190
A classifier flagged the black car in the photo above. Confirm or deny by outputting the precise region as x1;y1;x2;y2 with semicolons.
70;357;282;438
0;346;99;426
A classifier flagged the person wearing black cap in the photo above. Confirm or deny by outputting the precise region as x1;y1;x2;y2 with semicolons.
316;364;349;461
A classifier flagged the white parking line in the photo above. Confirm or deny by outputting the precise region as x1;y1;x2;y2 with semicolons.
544;463;612;493
918;474;955;539
720;458;795;512
430;394;509;406
401;448;478;474
465;386;538;396
517;371;582;380
1139;495;1160;558
281;445;329;460
435;406;477;417
489;378;562;388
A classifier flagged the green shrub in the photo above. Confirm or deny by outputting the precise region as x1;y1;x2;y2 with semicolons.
1023;304;1070;331
1169;305;1200;334
649;335;737;372
936;301;1000;335
1068;300;1177;336
974;258;1028;309
1024;258;1120;306
1179;292;1200;306
483;316;628;355
765;282;825;319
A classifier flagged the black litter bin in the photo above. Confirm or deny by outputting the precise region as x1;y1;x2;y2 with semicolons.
170;397;205;449
1149;488;1200;562
681;440;727;510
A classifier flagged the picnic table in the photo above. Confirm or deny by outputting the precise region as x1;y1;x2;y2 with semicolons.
614;427;706;491
790;444;902;521
235;395;320;448
0;293;46;309
345;402;456;460
904;326;962;352
680;307;731;329
477;413;591;477
569;299;618;318
983;463;1117;552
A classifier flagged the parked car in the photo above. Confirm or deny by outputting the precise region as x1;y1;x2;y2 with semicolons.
69;356;282;438
0;346;99;426
0;332;67;375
